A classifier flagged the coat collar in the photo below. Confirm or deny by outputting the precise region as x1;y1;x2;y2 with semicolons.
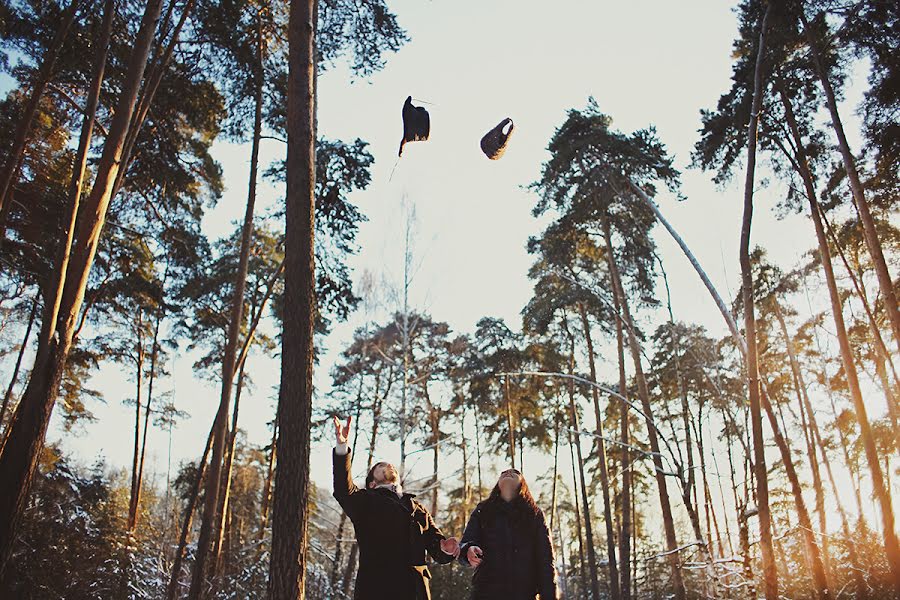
371;486;418;504
370;486;417;499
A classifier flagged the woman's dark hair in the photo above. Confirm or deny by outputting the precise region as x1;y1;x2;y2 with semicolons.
483;471;540;519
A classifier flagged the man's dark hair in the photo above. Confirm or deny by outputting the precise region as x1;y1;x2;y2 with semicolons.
365;461;390;489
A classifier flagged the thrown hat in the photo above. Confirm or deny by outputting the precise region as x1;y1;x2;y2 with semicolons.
399;96;430;157
480;118;514;160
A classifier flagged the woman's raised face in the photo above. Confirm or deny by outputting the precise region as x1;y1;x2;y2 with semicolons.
498;468;522;501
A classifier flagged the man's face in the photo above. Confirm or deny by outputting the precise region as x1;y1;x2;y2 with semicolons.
498;468;522;501
369;462;399;488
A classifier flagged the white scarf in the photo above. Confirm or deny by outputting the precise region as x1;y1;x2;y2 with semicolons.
375;482;403;497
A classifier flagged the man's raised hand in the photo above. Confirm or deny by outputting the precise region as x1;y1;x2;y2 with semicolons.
333;415;352;446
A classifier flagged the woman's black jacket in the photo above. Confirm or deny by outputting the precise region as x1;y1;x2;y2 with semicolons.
458;497;557;599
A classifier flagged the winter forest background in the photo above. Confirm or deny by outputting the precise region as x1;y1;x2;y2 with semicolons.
0;0;897;598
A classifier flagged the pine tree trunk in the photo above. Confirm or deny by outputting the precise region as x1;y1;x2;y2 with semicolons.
772;299;831;575
795;375;834;571
0;298;37;435
422;385;440;516
758;385;832;598
696;405;727;593
332;513;348;587
658;262;716;595
474;401;484;501
738;509;754;600
266;0;317;589
630;487;637;600
398;261;411;479
0;0;163;573
550;421;559;531
737;5;778;598
127;315;146;531
367;392;382;469
780;84;900;590
461;409;471;519
567;425;587;597
612;274;632;600
504;375;516;469
236;259;286;380
814;406;868;600
341;543;359;597
211;355;247;584
554;501;569;599
603;219;686;600
697;418;724;559
431;412;439;516
222;501;234;583
712;421;735;559
518;430;524;472
166;420;216;600
801;10;900;356
577;304;620;600
566;337;601;600
803;374;850;527
0;0;80;223
726;421;742;558
259;419;277;535
188;24;266;595
131;305;163;532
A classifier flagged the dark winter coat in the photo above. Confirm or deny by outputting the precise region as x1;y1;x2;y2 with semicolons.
458;497;557;600
332;450;454;600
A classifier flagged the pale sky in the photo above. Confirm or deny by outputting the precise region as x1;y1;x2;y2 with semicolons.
11;0;886;539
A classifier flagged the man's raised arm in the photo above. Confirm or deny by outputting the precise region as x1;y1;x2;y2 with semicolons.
332;416;363;518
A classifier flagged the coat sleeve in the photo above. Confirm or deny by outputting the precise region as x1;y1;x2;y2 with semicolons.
534;510;558;600
332;449;365;520
421;508;455;565
457;507;482;566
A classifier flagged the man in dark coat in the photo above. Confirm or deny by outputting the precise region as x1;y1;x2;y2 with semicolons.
332;416;459;600
458;469;558;600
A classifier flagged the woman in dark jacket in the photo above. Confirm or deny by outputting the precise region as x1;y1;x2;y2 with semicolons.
459;469;558;600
